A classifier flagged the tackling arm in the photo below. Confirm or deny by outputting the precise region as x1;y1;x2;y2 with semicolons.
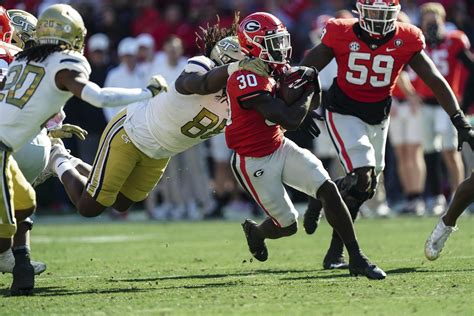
56;70;162;108
300;43;335;72
241;86;315;131
175;65;230;95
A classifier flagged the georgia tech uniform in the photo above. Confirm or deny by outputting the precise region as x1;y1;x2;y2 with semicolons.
0;50;91;238
86;56;229;206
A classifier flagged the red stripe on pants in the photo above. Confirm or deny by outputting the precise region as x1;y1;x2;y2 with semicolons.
239;156;281;227
328;112;354;172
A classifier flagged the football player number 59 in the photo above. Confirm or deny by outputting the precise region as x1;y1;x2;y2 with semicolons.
346;52;394;88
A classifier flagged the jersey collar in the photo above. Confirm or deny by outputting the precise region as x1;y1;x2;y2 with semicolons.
353;23;396;51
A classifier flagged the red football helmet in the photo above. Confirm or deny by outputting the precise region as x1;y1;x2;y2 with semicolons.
237;12;291;65
356;0;401;36
0;6;12;43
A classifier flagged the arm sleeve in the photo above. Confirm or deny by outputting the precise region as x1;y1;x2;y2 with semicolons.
80;81;153;108
184;56;216;74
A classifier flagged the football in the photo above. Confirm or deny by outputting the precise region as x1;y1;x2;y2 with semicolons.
278;66;315;106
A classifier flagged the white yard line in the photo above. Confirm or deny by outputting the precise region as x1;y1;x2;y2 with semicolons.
33;234;156;244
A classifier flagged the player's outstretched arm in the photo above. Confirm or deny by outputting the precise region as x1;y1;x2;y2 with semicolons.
300;43;334;72
55;69;167;108
175;65;230;95
176;59;269;96
241;85;315;131
410;50;474;150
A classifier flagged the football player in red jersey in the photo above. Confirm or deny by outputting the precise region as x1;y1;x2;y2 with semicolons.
416;3;474;208
301;0;474;269
226;12;386;279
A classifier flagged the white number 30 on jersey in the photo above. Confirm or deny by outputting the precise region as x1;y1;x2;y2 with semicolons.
237;74;258;89
346;52;394;88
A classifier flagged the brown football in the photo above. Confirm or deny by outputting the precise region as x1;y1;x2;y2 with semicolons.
277;67;311;106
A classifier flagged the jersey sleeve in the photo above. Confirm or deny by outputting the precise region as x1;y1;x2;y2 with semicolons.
184;55;216;74
227;71;274;108
320;19;337;49
52;51;91;79
453;31;471;51
412;26;426;52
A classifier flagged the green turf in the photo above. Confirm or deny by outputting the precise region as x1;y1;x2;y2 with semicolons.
1;216;473;315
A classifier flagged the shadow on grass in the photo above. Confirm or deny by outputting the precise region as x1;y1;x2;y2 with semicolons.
386;267;474;274
109;268;318;283
161;280;244;290
2;285;151;297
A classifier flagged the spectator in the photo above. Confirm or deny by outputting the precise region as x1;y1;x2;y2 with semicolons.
103;37;147;122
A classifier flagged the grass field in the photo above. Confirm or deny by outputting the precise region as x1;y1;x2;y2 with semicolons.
1;216;473;315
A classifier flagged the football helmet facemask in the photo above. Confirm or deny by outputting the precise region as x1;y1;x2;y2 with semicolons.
356;0;401;36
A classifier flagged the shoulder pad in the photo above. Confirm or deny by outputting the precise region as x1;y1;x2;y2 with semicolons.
52;51;91;77
184;55;216;74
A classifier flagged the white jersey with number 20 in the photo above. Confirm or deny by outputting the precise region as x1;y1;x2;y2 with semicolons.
0;50;91;151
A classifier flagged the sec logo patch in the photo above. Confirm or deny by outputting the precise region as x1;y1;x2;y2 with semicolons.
349;41;360;52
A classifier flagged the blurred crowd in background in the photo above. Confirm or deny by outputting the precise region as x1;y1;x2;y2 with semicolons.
2;0;473;220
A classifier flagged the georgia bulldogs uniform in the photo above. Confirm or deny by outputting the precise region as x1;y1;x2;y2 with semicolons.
225;69;330;227
415;30;471;152
321;18;425;174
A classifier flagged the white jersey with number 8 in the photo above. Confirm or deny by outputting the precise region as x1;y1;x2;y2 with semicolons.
0;50;91;151
124;55;229;159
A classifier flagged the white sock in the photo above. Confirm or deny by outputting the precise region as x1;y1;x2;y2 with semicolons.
54;159;74;181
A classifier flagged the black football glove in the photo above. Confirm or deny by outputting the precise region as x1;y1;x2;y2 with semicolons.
299;110;323;139
450;110;474;151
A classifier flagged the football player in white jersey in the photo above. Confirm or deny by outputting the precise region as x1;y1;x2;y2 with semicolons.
49;17;268;219
0;4;169;296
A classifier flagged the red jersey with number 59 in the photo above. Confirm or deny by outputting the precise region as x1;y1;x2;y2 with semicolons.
322;18;425;103
225;70;283;157
415;30;470;100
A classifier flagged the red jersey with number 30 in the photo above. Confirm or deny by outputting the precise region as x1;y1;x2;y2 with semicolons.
415;30;470;99
322;18;425;103
225;70;283;157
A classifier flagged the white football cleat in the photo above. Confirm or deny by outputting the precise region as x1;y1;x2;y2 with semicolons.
0;249;47;275
425;218;458;261
33;139;72;187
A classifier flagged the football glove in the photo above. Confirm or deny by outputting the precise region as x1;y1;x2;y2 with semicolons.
147;75;168;97
451;110;474;151
299;110;323;139
237;58;271;77
48;124;88;141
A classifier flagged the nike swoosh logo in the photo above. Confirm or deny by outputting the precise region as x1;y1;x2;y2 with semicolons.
386;48;396;52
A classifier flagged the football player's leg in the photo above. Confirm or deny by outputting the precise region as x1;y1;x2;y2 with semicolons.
118;154;170;213
425;172;474;260
57;112;128;216
5;155;36;295
231;153;297;261
281;139;385;279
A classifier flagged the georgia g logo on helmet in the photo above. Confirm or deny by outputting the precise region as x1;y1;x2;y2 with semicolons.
244;20;261;32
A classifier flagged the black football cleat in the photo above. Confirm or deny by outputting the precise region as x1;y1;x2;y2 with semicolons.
323;252;349;270
303;199;323;235
10;261;35;296
242;219;268;262
348;254;386;280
